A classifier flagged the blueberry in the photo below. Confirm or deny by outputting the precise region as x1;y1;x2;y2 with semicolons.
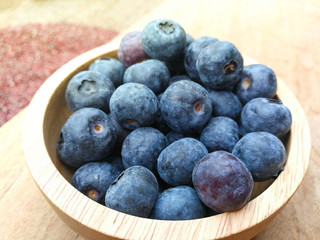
234;64;277;104
165;130;187;144
121;127;168;172
232;131;287;181
142;18;186;61
200;116;239;152
109;82;160;130
208;89;242;120
123;59;170;94
117;31;149;67
240;97;292;138
168;75;192;86
105;155;125;172
184;36;218;80
88;57;125;88
160;80;212;134
157;137;208;186
71;162;121;203
105;166;159;218
192;151;254;213
196;41;243;90
149;186;206;220
65;70;115;113
56;108;117;168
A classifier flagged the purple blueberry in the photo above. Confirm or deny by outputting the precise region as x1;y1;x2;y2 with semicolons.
157;137;208;186
232;131;287;181
196;41;243;90
56;108;117;168
149;186;206;220
192;151;254;213
65;70;115;113
105;166;159;218
117;30;149;67
234;64;277;104
160;80;212;134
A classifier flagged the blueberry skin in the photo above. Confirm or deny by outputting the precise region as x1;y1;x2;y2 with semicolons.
196;41;243;90
71;162;121;204
208;89;242;120
192;151;254;213
200;116;239;153
234;64;277;104
184;36;218;80
105;155;125;172
166;130;186;144
142;18;186;61
240;97;292;138
232;131;287;181
65;70;115;113
121;127;168;172
123;59;170;94
105;166;159;218
160;80;212;134
157;137;208;186
109;82;160;130
168;75;192;86
56;108;117;168
88;57;125;88
149;186;206;220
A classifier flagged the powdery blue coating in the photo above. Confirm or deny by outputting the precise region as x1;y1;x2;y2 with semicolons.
105;166;159;218
157;137;208;186
200;116;239;153
208;89;242;120
88;57;125;88
117;31;149;67
232;131;287;181
196;41;243;90
184;36;218;79
234;64;277;104
109;82;160;130
121;127;168;172
56;108;117;168
65;70;115;113
192;151;254;213
149;186;206;220
160;80;212;134
123;59;170;94
71;162;121;204
142;18;186;61
240;97;292;138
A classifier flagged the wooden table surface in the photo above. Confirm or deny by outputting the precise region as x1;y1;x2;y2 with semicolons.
0;0;319;239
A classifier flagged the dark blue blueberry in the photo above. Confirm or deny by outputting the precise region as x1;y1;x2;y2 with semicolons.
65;70;115;113
123;59;170;94
240;97;292;138
232;131;287;181
56;108;117;168
157;137;208;186
117;30;149;67
160;80;212;134
149;186;206;220
200;116;239;153
105;166;159;218
121;127;168;172
196;41;243;90
168;74;192;86
184;36;218;80
165;130;187;144
208;89;242;120
105;155;125;172
109;82;160;130
192;151;254;213
71;162;121;204
185;34;195;48
88;57;125;88
234;64;277;104
141;18;186;61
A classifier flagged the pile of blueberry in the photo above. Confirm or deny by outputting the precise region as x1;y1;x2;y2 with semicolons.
56;18;292;220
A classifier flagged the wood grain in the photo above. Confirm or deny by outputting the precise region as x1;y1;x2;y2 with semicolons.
1;0;319;239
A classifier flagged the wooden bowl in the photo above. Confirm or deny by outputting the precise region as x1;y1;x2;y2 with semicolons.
22;40;311;240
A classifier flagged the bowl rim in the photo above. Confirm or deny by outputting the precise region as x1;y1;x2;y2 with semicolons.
22;39;311;240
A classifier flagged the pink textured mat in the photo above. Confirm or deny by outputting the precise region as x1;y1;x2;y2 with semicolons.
0;23;118;126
